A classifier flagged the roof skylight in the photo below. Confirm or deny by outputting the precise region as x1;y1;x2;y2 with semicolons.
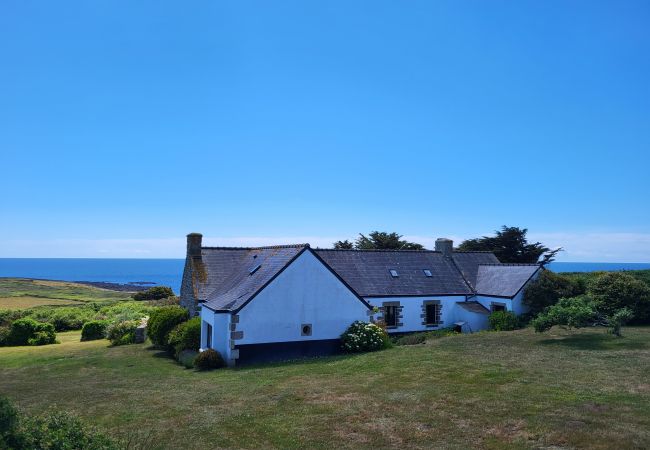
249;264;261;275
389;269;399;278
423;269;432;277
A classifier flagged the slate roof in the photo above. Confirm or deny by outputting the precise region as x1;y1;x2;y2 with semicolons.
199;245;308;311
194;244;541;312
474;264;541;298
314;249;473;297
451;252;501;288
457;301;491;314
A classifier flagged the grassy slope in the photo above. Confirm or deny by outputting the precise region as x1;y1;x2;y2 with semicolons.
1;328;649;450
0;278;132;309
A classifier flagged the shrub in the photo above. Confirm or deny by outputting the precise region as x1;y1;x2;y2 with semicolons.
341;321;390;353
394;333;427;346
167;317;201;358
147;306;189;347
6;318;56;346
26;307;94;332
133;286;175;301
0;395;19;448
532;295;598;333
523;270;586;315
0;326;9;346
178;349;199;369
81;320;108;341
588;272;650;324
194;348;226;370
194;349;225;370
488;311;519;331
608;307;634;337
106;320;138;346
98;302;153;323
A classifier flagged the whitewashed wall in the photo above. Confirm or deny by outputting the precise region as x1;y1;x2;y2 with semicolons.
236;250;370;345
200;307;231;360
455;306;489;332
475;295;513;313
367;296;467;333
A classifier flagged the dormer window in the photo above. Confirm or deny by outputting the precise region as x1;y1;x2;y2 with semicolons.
249;264;261;275
389;269;399;278
423;269;432;277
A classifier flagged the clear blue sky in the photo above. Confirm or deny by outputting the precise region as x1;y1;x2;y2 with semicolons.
1;1;649;261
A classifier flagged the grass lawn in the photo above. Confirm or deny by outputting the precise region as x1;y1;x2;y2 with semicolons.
1;328;649;449
0;295;83;309
0;278;133;304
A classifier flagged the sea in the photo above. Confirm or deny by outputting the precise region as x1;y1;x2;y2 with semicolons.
1;259;649;294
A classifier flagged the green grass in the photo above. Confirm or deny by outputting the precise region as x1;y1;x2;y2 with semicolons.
0;295;84;309
2;327;649;449
0;278;133;304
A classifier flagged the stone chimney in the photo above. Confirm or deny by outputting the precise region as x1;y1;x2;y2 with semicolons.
435;238;453;257
187;233;203;257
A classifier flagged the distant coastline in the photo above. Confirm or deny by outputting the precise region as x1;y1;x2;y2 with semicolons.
1;258;649;295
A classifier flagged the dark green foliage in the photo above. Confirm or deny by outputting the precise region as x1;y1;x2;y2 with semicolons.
194;349;225;370
341;321;391;353
0;309;27;327
394;333;427;346
1;395;120;449
178;350;199;369
532;296;598;332
457;225;562;264
132;286;175;301
488;311;519;331
106;320;138;346
588;272;650;324
26;307;95;332
167;317;201;358
333;240;354;249
6;318;56;346
81;320;108;341
609;307;634;337
334;232;423;250
147;306;189;347
523;270;586;315
0;326;9;346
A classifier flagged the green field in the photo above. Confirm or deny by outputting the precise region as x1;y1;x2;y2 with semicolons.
0;278;132;308
2;327;649;449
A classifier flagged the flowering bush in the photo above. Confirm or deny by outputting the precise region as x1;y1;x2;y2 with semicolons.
341;321;389;353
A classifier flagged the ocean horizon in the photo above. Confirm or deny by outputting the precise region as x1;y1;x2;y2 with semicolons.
1;258;649;294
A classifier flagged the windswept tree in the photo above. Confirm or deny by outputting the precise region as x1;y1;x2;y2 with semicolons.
457;226;562;264
333;232;423;250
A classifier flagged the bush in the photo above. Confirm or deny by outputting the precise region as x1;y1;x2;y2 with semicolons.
394;333;427;346
608;307;634;337
588;272;650;324
133;286;175;301
167;317;201;358
81;320;108;341
5;318;56;346
97;302;153;323
178;349;199;369
147;305;189;347
523;270;586;315
26;307;94;332
106;320;138;346
532;295;598;332
0;395;19;448
341;321;390;353
194;349;225;370
488;311;519;331
0;326;9;346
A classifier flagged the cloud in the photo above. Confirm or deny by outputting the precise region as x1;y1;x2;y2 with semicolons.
1;232;649;262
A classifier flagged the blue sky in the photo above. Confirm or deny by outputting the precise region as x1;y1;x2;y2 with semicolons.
1;1;649;261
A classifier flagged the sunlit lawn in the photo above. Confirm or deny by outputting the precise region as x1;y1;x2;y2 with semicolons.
1;327;649;449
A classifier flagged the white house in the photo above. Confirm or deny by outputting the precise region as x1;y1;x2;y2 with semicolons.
180;233;541;366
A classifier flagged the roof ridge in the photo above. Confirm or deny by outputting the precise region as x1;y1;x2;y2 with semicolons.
478;263;541;266
315;248;434;253
202;244;309;251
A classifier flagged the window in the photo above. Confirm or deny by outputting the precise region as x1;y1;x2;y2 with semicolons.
425;303;441;325
384;305;398;327
249;264;261;275
205;322;213;349
389;269;399;278
423;269;432;277
491;303;506;312
301;324;312;336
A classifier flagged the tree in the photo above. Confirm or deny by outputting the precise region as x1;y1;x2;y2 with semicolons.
523;270;586;315
333;240;354;249
588;272;650;324
332;231;424;250
457;226;562;264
